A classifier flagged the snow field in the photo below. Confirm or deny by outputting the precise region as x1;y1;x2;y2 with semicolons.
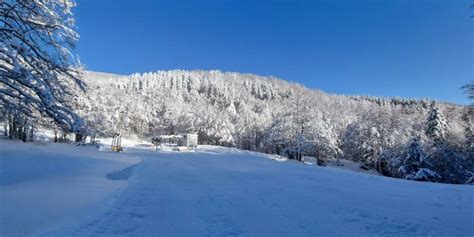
1;139;472;236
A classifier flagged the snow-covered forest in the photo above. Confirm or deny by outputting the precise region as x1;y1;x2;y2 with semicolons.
64;70;472;184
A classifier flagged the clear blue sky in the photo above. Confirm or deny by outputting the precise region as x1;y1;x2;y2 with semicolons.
74;0;473;105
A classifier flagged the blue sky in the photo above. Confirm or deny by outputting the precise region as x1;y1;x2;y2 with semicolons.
74;0;472;105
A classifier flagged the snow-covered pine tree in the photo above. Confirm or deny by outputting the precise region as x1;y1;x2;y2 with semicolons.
425;106;447;142
398;138;440;182
0;0;84;139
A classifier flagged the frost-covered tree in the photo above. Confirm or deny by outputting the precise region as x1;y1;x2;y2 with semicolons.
342;108;410;168
463;82;474;148
398;138;440;182
312;133;341;166
461;111;473;149
425;106;447;142
0;0;83;137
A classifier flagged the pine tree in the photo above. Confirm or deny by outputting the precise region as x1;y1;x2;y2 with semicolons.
398;138;439;182
398;138;425;177
425;107;447;142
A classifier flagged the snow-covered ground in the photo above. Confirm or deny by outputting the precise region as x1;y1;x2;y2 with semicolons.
0;139;472;237
0;139;142;237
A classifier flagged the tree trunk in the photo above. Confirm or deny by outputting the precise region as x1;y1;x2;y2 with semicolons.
20;124;27;142
3;122;7;137
28;126;34;142
75;133;83;143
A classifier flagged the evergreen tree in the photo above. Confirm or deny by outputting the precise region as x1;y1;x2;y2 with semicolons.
425;107;447;142
398;138;439;182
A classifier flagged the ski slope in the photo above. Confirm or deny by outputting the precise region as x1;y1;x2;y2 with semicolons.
0;140;472;237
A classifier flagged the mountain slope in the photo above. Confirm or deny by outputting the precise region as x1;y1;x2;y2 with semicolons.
73;70;472;183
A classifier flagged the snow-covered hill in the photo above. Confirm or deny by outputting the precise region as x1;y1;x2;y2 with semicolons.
1;139;472;236
72;70;472;184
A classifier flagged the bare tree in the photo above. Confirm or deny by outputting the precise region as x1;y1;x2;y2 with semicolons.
462;82;474;101
0;0;84;139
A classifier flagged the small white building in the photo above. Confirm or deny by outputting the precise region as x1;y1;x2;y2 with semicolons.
180;134;198;148
152;133;198;150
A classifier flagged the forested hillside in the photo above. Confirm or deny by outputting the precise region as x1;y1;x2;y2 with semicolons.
71;71;473;184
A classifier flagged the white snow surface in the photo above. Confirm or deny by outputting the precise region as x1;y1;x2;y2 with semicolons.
0;140;472;237
0;139;142;237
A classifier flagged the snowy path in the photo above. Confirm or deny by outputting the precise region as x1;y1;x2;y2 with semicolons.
42;146;473;237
